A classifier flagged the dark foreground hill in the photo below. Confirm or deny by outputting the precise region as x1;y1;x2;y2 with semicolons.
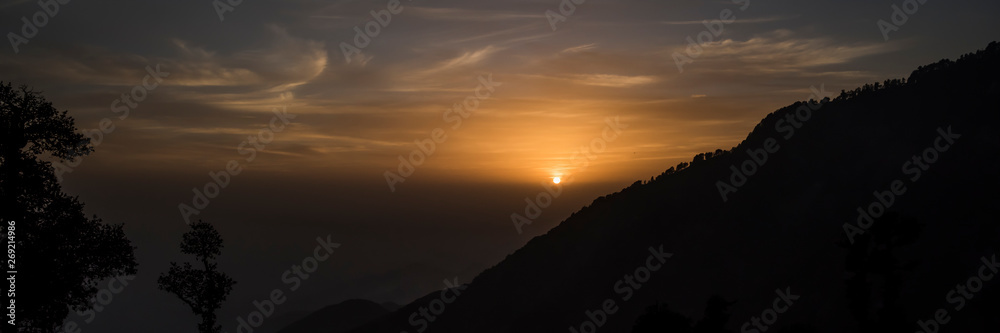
286;42;1000;333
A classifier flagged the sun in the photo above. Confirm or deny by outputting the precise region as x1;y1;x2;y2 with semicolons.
552;177;561;184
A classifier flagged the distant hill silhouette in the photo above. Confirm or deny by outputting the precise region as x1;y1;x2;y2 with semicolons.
286;42;1000;333
274;299;389;333
379;302;402;312
257;311;310;333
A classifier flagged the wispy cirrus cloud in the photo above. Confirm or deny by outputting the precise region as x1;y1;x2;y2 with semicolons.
669;30;899;75
569;74;658;88
659;15;798;25
407;7;545;22
562;43;598;53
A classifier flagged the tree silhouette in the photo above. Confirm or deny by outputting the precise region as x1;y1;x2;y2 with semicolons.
159;220;237;333
0;82;137;332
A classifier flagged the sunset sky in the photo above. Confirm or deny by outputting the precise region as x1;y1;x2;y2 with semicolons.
3;0;998;331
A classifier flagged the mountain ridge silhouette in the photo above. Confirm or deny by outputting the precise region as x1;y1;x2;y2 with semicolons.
279;41;1000;333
